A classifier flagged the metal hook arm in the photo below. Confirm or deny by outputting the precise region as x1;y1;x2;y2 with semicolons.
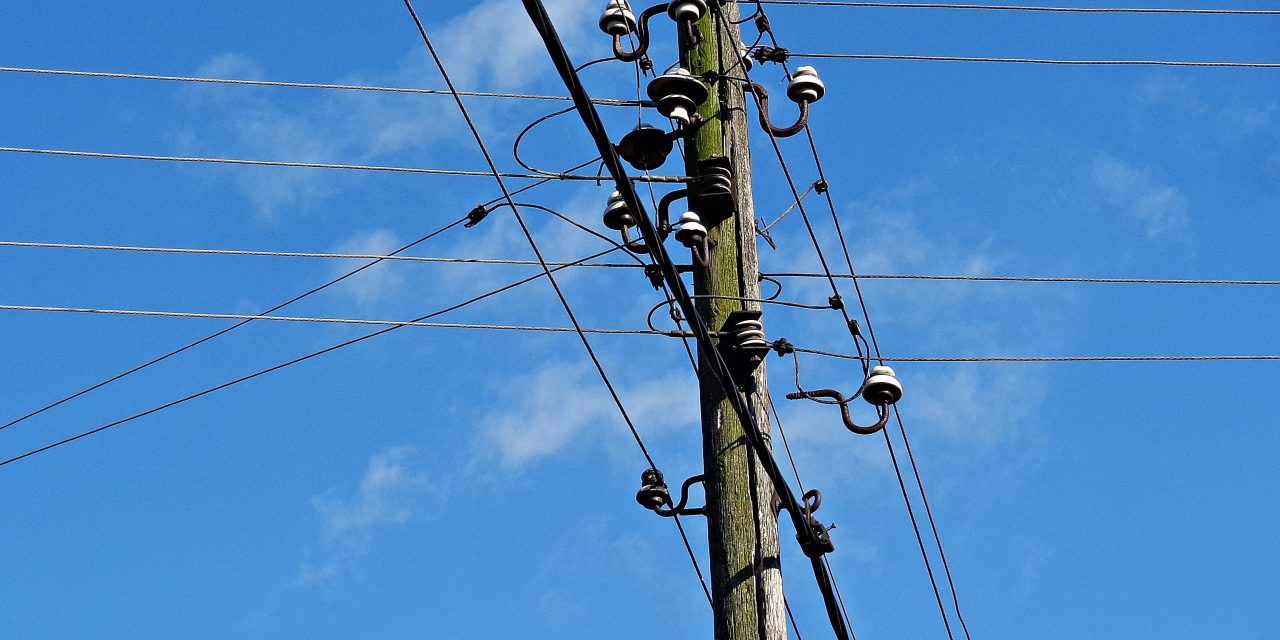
749;82;810;138
657;187;688;236
654;473;707;517
619;226;651;254
785;388;889;435
612;3;669;62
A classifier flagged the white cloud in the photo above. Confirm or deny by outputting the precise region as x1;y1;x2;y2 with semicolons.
1091;154;1190;239
329;229;407;309
481;361;697;468
295;446;433;586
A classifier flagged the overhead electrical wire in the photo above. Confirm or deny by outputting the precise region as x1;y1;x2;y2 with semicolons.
0;146;689;183
0;215;468;433
794;347;1280;362
740;7;970;636
788;53;1280;67
401;0;713;608
755;1;1280;14
8;240;1280;286
521;1;854;637
0;303;684;335
0;244;631;468
0;65;647;106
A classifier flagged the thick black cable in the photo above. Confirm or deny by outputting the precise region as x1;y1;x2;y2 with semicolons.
0;245;625;468
881;426;957;640
756;1;1280;14
789;52;1280;67
0;65;648;104
0;216;466;433
518;2;851;637
403;0;658;468
892;405;972;639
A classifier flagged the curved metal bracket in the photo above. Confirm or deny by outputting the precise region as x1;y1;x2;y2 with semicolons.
785;388;889;435
654;473;707;517
656;188;687;236
749;82;810;138
612;3;669;62
619;226;651;254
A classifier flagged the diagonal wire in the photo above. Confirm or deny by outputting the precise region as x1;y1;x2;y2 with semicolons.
0;215;466;432
402;0;718;611
0;245;626;468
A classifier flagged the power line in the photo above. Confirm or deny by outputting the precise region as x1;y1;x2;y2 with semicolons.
795;347;1280;362
0;65;647;106
11;240;1280;287
756;1;1280;14
0;215;468;433
0;146;689;182
403;0;713;609
0;245;633;468
789;53;1280;67
0;303;685;335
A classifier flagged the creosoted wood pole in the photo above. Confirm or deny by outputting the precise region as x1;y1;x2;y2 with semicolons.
683;3;788;638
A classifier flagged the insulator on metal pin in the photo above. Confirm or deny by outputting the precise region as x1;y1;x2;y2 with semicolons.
603;191;636;230
861;365;903;406
666;0;707;22
647;67;709;126
599;0;637;36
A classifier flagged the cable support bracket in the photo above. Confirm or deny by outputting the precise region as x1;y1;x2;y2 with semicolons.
636;468;707;517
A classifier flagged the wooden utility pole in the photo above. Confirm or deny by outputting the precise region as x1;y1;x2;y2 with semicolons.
684;5;788;639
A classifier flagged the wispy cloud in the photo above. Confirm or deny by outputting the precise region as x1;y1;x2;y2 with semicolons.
328;229;407;310
481;361;697;468
1091;154;1190;240
295;446;434;586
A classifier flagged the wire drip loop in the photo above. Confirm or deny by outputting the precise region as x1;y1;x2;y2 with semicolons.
786;388;891;435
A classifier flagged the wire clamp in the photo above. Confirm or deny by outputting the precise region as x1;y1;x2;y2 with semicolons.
464;205;490;228
828;294;844;310
636;468;707;517
814;179;829;194
751;45;788;64
772;337;795;357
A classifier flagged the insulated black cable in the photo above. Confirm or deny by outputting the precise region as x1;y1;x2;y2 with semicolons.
756;1;1280;13
519;1;852;637
0;215;467;433
746;8;970;637
881;426;957;640
0;66;648;105
512;106;585;176
0;245;627;468
789;53;1280;67
402;0;719;608
405;0;659;469
0;147;690;183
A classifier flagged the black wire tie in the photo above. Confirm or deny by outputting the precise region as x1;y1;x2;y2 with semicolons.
464;204;490;228
772;337;795;357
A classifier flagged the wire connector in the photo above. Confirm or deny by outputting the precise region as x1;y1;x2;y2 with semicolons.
464;205;490;228
751;45;790;64
772;337;795;357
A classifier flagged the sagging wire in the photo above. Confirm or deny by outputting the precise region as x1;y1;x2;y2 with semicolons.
0;243;632;468
407;0;717;613
741;4;973;637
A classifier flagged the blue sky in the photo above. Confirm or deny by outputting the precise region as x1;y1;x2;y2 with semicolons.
1;1;1277;638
